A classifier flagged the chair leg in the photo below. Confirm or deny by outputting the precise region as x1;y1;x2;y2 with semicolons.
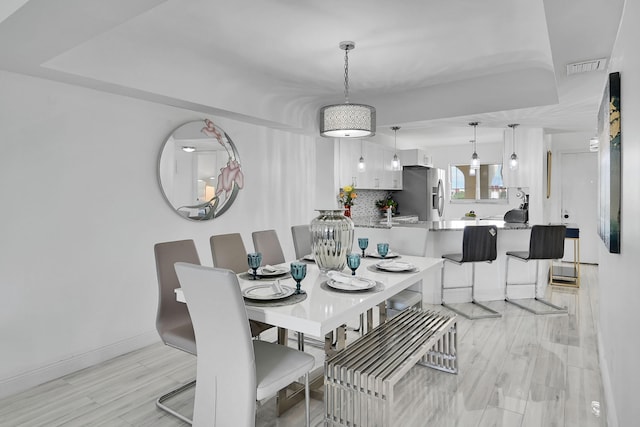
156;379;195;424
505;258;567;315
304;372;310;427
441;260;501;320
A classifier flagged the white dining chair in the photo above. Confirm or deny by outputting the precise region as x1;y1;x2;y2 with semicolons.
252;229;286;266
175;262;314;427
291;224;312;259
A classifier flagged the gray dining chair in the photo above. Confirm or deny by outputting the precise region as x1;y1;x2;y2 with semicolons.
153;239;199;424
291;224;312;259
252;229;286;266
175;263;314;427
210;233;273;337
504;225;568;314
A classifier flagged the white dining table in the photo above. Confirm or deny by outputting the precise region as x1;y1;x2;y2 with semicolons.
175;254;443;339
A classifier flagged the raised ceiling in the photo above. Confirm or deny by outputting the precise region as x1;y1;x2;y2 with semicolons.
0;0;625;148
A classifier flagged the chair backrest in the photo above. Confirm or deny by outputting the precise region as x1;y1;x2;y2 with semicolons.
461;225;498;263
210;233;248;274
153;239;200;351
175;263;256;427
252;229;286;265
291;224;312;259
528;225;566;259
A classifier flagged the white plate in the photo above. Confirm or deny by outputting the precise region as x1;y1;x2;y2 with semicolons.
247;266;289;277
367;251;399;259
326;275;377;291
375;260;416;272
242;284;295;300
302;254;315;262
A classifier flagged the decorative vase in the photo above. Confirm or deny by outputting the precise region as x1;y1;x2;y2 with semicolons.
344;205;351;217
310;210;354;272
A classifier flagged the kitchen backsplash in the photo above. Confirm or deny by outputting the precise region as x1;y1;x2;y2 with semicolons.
350;189;392;217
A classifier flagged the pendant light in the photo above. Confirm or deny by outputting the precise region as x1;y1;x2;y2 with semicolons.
320;41;376;138
468;140;476;176
469;122;480;172
357;139;366;172
391;126;401;171
508;123;519;170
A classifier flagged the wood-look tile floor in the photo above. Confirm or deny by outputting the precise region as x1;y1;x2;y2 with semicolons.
0;265;605;426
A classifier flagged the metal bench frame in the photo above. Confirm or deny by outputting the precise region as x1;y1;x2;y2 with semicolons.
324;309;457;426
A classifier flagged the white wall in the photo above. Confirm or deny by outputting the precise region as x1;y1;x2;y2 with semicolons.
598;1;640;425
0;70;319;397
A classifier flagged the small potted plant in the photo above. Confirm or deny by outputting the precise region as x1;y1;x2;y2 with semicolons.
375;194;398;216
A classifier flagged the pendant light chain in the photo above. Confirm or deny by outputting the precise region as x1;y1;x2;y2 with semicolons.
344;47;350;104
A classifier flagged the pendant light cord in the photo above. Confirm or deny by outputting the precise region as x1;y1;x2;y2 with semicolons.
344;48;350;104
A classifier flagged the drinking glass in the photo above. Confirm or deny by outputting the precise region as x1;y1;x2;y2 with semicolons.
358;238;369;257
290;262;307;294
346;253;361;276
247;252;262;280
377;243;389;258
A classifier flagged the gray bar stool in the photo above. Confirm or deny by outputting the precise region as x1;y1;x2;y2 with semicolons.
441;225;501;319
504;224;568;315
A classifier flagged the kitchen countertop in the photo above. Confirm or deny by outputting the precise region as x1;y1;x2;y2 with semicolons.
351;216;531;230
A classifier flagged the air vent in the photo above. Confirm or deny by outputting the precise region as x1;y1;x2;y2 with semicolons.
566;58;607;75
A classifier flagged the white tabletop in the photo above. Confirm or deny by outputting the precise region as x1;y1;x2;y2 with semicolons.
175;255;442;338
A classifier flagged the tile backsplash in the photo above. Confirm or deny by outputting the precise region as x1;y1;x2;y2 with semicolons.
350;189;392;218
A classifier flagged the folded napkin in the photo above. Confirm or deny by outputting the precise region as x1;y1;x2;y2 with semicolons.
271;279;285;295
377;260;414;270
327;271;376;288
261;265;279;273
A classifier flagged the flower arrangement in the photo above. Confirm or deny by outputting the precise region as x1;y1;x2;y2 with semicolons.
338;185;357;207
375;194;398;214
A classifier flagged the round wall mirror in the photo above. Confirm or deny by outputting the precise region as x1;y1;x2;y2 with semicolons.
158;119;244;220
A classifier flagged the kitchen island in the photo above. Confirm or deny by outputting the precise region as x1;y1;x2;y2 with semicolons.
352;218;544;304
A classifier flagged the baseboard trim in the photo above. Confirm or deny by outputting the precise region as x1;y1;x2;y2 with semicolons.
0;330;160;400
597;330;618;427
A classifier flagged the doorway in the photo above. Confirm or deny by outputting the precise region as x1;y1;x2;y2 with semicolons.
560;152;599;264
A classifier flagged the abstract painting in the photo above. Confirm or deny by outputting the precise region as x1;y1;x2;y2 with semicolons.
597;72;621;253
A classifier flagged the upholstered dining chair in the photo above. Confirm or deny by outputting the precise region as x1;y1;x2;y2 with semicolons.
175;263;314;427
210;233;273;337
153;239;200;424
291;224;312;260
252;229;286;266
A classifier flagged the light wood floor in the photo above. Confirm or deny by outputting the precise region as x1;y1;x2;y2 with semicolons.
0;265;605;426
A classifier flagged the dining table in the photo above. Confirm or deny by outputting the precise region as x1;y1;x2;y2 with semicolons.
174;253;443;414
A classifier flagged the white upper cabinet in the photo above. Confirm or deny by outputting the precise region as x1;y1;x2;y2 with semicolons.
400;149;432;167
338;140;402;190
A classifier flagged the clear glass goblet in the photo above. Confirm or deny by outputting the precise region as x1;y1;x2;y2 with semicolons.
377;243;389;258
346;253;361;276
358;238;369;258
290;262;307;294
247;252;262;280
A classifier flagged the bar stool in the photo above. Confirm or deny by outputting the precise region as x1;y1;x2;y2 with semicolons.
504;225;568;315
441;225;501;319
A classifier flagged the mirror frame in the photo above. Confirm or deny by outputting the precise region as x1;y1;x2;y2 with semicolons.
157;119;243;221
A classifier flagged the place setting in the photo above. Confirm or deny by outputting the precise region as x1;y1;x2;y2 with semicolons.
240;252;291;280
363;242;401;259
321;253;385;294
242;259;308;307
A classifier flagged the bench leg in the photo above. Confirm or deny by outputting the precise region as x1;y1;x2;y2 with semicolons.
419;322;458;374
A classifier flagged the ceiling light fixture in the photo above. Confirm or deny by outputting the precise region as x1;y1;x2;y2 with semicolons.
182;146;196;152
391;126;401;171
357;139;366;172
469;122;480;173
320;41;376;138
508;123;519;170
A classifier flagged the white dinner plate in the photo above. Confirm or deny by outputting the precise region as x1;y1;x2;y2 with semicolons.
242;284;295;300
325;273;377;291
375;260;416;272
247;266;289;277
302;254;315;262
367;251;400;259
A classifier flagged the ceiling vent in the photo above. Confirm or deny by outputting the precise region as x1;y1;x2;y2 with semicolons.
566;58;607;75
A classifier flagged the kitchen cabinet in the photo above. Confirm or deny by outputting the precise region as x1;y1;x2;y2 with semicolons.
338;140;402;190
400;149;432;167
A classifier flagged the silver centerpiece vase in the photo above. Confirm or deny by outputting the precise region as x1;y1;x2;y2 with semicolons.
310;209;354;272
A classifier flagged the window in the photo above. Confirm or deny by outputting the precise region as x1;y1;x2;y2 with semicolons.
450;164;508;202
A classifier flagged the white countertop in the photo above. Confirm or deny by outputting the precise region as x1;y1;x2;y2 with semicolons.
175;255;442;337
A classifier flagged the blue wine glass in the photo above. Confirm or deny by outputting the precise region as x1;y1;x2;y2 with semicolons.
247;252;262;280
290;262;307;294
377;243;389;258
358;238;369;258
346;253;361;276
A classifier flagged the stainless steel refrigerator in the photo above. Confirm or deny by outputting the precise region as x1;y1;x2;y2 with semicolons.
394;166;445;221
